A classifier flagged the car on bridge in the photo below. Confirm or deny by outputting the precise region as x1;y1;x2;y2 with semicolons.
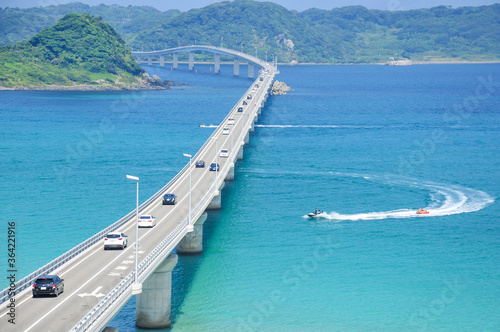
162;193;177;205
104;232;128;250
32;275;64;297
223;128;230;135
247;94;252;100
220;149;229;158
138;215;156;228
259;76;264;81
209;163;220;171
195;160;205;168
228;118;235;125
238;107;244;112
243;101;248;105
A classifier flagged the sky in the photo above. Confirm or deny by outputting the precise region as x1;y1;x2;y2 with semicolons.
1;0;498;12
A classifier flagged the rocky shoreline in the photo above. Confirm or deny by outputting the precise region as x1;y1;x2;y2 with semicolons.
271;80;292;95
0;73;189;91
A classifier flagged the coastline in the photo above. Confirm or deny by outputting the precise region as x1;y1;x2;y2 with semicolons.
0;84;169;91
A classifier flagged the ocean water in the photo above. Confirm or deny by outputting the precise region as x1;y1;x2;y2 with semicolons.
1;63;499;331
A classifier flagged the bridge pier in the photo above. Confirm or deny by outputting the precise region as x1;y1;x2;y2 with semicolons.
173;53;178;69
214;54;220;74
234;58;240;76
225;163;235;181
207;182;225;210
177;213;207;254
189;52;194;71
148;56;152;66
160;55;165;67
248;63;254;79
237;143;244;160
136;254;178;329
254;114;258;123
244;131;249;145
249;121;255;133
257;106;262;115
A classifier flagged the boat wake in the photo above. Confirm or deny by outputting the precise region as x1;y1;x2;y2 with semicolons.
304;174;494;221
199;124;218;128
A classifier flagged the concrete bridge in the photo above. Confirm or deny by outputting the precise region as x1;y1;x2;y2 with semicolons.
0;50;277;331
132;45;271;78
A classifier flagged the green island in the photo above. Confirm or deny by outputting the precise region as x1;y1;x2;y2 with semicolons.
0;13;161;90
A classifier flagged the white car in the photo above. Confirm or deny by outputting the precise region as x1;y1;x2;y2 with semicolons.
220;149;229;158
222;127;230;135
104;232;128;250
228;118;235;125
138;215;156;228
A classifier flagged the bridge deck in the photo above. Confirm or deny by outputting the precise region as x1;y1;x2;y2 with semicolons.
0;65;276;331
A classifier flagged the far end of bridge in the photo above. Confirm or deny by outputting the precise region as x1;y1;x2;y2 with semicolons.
131;45;276;79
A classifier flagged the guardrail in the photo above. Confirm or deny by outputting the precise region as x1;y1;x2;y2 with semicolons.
68;70;275;331
0;68;275;306
69;70;275;331
3;71;275;332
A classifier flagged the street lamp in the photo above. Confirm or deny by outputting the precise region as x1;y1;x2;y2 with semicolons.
126;174;142;295
183;153;193;232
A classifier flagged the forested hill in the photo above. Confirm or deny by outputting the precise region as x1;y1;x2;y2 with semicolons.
0;13;144;88
1;1;499;63
0;3;180;47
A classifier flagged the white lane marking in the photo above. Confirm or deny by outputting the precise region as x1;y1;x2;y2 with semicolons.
19;81;264;324
78;286;104;298
12;79;261;312
115;266;127;270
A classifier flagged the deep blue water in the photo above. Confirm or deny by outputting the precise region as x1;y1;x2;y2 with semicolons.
1;63;499;331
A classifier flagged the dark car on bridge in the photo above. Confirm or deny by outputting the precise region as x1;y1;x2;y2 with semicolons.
238;107;243;112
162;193;177;205
32;275;64;297
243;100;248;105
209;163;220;171
247;94;252;100
195;160;205;168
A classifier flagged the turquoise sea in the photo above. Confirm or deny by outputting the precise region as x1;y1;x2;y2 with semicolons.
0;63;499;331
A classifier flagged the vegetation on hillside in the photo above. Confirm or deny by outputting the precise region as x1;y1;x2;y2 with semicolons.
1;1;499;63
298;4;500;62
0;3;180;47
0;13;144;88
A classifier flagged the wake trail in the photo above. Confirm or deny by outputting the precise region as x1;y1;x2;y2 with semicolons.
304;175;494;221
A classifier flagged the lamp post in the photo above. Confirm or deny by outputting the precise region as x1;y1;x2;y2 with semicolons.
183;153;193;232
126;175;142;295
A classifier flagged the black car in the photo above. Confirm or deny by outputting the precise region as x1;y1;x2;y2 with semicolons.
259;76;264;81
247;94;252;100
32;275;64;297
209;163;220;171
243;100;248;105
162;193;176;205
195;160;205;168
238;107;244;112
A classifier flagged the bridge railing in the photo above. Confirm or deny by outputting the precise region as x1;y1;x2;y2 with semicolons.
69;68;275;331
0;68;273;306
